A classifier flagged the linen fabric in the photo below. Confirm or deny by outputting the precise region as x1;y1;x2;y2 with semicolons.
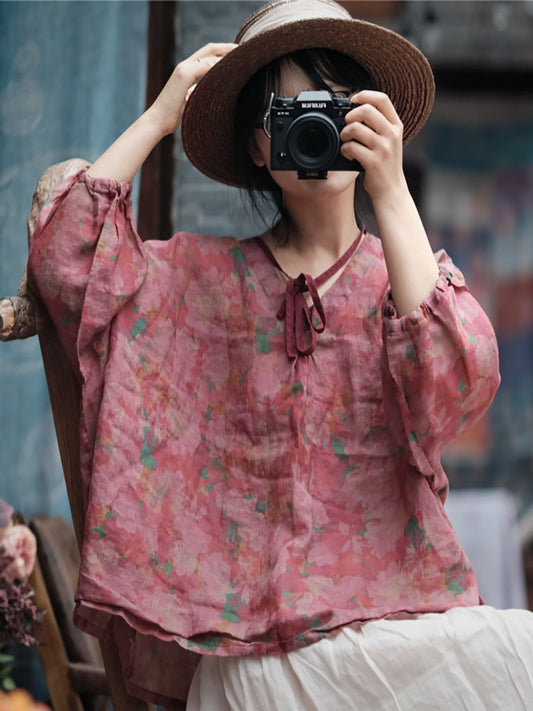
27;170;500;704
187;606;533;711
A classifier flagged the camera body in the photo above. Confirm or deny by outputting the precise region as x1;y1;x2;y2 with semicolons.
269;90;362;179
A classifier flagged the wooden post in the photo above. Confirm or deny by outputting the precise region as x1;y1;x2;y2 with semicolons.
137;0;177;241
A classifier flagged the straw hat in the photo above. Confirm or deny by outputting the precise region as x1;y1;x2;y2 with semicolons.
181;0;434;188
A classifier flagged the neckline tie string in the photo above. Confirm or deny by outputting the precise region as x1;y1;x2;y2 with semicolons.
255;228;365;359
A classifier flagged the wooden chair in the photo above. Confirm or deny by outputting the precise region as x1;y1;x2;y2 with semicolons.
26;515;109;711
0;160;158;711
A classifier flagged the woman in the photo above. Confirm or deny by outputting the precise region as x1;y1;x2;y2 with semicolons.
27;0;533;708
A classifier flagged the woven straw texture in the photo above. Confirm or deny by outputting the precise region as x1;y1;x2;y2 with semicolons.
182;3;434;188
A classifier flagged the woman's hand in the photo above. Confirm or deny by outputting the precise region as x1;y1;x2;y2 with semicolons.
87;43;236;183
147;43;237;136
340;90;439;316
340;90;406;201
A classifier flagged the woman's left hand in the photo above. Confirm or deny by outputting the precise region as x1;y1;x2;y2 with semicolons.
341;91;439;317
340;90;406;201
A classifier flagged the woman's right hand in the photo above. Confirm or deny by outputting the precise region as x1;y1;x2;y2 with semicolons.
147;43;237;136
87;43;236;183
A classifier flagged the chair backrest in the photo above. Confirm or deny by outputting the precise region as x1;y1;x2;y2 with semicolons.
30;516;103;669
27;515;108;711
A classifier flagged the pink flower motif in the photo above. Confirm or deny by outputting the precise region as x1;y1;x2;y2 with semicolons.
0;525;37;584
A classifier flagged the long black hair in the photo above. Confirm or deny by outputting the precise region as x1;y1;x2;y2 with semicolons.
234;48;376;244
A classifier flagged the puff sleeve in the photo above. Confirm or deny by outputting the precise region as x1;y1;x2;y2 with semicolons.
27;169;147;374
381;252;500;494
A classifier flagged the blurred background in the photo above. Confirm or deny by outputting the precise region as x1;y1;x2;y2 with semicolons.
1;0;533;698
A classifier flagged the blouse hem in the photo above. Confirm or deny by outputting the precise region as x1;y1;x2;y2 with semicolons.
73;592;483;658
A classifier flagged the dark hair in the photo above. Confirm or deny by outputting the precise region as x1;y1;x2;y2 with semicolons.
234;48;376;244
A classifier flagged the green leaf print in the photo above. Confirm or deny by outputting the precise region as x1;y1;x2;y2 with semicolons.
332;438;347;460
221;593;242;623
141;425;159;470
405;514;426;548
91;524;106;540
229;246;251;279
226;520;242;554
332;438;356;477
291;381;304;395
444;563;469;596
130;316;147;340
186;636;222;652
405;344;417;363
255;326;274;354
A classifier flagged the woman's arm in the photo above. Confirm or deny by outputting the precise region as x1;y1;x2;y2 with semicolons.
380;254;500;492
341;90;439;317
87;43;236;183
27;45;237;370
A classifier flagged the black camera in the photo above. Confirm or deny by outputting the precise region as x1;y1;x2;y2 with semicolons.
269;90;362;179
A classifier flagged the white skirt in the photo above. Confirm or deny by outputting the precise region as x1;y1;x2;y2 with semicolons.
186;606;533;710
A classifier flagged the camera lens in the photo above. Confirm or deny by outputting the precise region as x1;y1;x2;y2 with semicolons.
296;127;329;159
286;114;339;171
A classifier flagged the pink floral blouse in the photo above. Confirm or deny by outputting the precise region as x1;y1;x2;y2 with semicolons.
27;170;500;704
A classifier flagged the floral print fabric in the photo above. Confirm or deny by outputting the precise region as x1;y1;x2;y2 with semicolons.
27;170;500;702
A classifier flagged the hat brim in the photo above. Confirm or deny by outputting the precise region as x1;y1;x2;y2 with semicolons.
182;17;434;188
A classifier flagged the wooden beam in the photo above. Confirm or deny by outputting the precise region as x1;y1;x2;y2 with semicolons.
138;1;177;241
30;560;85;711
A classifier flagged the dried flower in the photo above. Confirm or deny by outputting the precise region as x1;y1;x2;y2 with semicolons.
0;498;43;696
0;548;42;648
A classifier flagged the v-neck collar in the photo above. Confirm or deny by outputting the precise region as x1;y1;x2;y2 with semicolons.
254;227;366;290
252;228;366;359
